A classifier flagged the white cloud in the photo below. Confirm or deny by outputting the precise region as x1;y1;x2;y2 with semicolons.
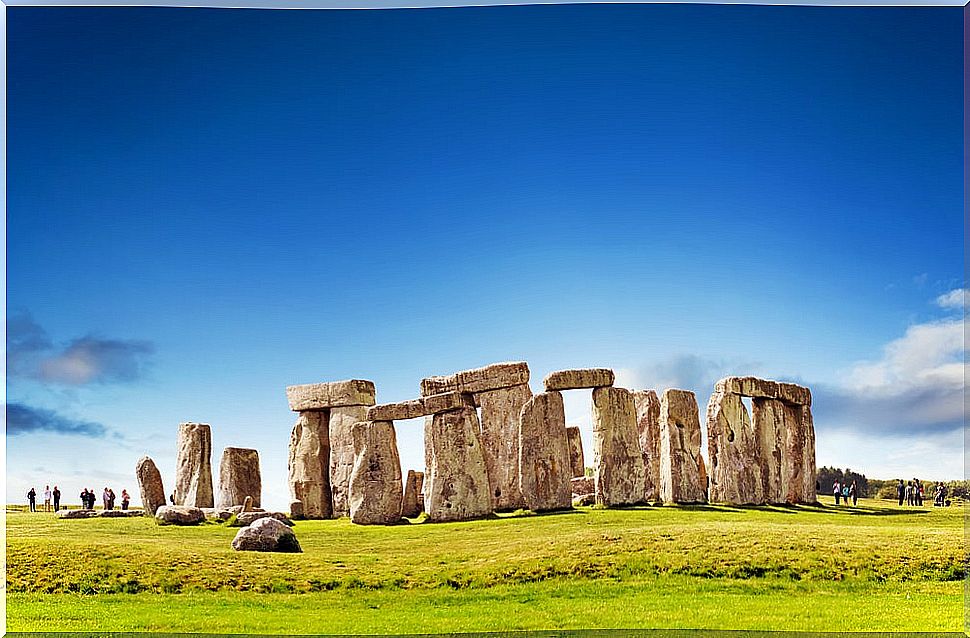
935;288;968;310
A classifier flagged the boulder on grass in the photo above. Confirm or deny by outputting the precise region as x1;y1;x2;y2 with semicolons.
231;517;302;553
201;508;234;522
99;510;143;518
155;505;205;525
58;509;99;519
233;511;294;527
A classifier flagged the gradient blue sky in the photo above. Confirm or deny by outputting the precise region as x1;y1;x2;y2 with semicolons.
7;5;964;509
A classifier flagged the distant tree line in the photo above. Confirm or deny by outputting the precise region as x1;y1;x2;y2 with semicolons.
817;466;869;496
817;467;967;500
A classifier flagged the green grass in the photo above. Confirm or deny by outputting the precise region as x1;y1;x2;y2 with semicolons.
6;497;965;632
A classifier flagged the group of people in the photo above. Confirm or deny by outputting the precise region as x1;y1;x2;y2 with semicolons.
25;485;61;512
894;479;950;507
831;479;859;505
25;485;130;512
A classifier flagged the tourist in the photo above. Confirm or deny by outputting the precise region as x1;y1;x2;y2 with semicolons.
27;487;37;512
121;489;130;510
849;480;858;506
833;480;841;505
53;485;61;511
841;483;849;505
914;479;922;506
44;485;52;512
896;479;905;506
905;481;913;506
169;492;175;505
108;488;116;510
103;487;111;511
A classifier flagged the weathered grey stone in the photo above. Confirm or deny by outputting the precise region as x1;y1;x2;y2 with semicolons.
571;476;594;496
155;505;205;525
287;411;333;519
232;511;294;527
349;421;404;525
752;397;786;504
425;407;492;522
329;405;369;517
800;405;817;503
782;401;808;504
217;447;261;509
229;504;264;514
289;500;304;519
573;493;595;507
518;391;572;512
174;422;214;508
201;507;234;522
716;377;811;406
566;426;585;478
420;361;530;397
478;383;531;510
658;389;707;504
57;509;99;519
544;368;615;392
632;390;662;503
401;470;425;518
135;455;167;516
423;391;475;415
707;389;762;505
592;386;648;506
242;495;254;512
367;399;427;422
286;379;376;411
98;510;144;518
231;517;302;553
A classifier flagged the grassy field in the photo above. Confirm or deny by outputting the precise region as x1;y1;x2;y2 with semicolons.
6;497;965;632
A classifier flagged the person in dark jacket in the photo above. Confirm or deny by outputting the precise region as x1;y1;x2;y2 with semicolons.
53;485;61;511
27;488;37;512
896;479;905;506
849;481;858;506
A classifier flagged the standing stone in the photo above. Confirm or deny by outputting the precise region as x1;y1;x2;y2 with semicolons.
782;401;807;504
288;410;332;519
289;500;304;520
801;405;817;503
566;426;585;478
752;397;786;504
518;391;572;512
592;387;648;507
425;407;492;522
174;422;214;508
706;390;762;505
349;421;403;525
402;470;425;518
217;447;261;509
135;456;166;515
476;383;532;510
658;390;707;504
632;390;662;503
242;495;254;512
329;405;370;517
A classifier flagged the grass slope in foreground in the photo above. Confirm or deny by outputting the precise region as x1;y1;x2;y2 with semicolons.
6;497;964;632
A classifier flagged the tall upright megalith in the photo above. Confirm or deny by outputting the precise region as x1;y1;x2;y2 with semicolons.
348;420;403;525
217;447;262;509
566;426;585;478
518;391;572;511
136;455;166;515
401;470;425;518
592;386;648;506
706;389;761;505
286;379;377;519
658;390;707;504
632;389;662;503
174;422;214;508
425;405;492;522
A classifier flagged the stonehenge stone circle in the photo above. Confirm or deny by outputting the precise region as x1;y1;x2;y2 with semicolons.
710;376;816;505
518;391;572;511
174;422;214;508
135;455;167;515
287;410;333;519
401;470;425;518
477;383;532;510
592;386;648;507
349;420;404;525
566;426;585;478
231;517;302;553
543;368;615;392
632;390;663;503
217;447;261;509
425;406;492;522
659;390;708;504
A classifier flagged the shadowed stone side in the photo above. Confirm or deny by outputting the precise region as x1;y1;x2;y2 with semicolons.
288;411;333;519
218;447;261;509
329;405;370;517
174;422;214;508
349;421;403;525
518;391;572;512
401;470;425;518
477;383;532;510
136;456;166;515
752;397;786;504
659;390;707;504
426;407;492;522
707;390;762;505
801;405;817;503
632;390;662;503
566;426;585;478
592;386;648;507
782;401;807;504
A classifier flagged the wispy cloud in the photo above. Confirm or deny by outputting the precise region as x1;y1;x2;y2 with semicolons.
616;354;762;399
6;402;108;438
935;288;968;310
7;310;154;385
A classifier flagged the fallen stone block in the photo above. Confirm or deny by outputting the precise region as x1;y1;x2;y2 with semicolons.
155;505;206;526
200;507;234;522
286;379;376;411
232;511;294;527
543;368;615;392
231;517;302;552
57;509;99;519
98;510;143;518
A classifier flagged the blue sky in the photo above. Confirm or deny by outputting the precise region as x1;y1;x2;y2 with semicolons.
6;5;964;509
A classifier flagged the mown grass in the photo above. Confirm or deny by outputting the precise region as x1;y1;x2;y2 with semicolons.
6;497;965;632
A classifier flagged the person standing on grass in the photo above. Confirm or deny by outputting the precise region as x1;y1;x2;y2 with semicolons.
53;485;61;511
43;485;52;512
905;481;913;506
896;479;905;506
913;479;922;506
27;487;37;512
121;489;130;510
108;488;116;511
833;480;841;505
849;480;858;506
842;483;849;505
102;487;111;511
